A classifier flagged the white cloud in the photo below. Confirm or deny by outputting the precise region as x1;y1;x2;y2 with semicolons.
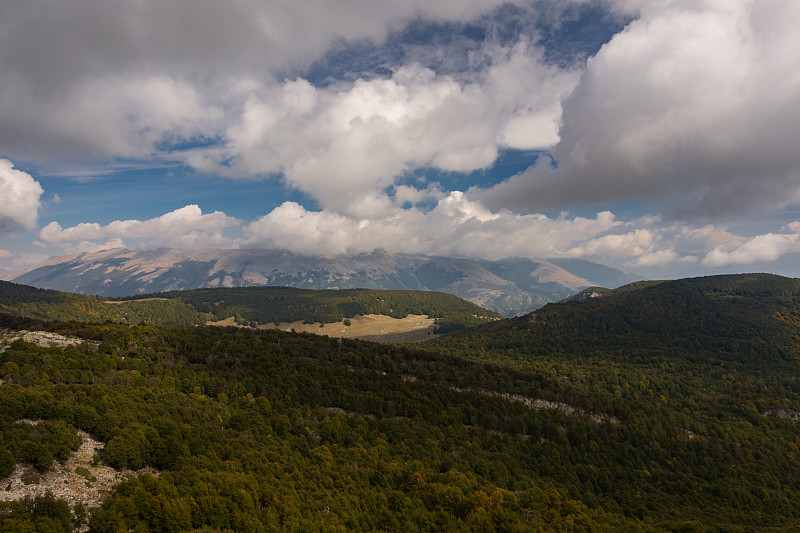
27;196;800;277
392;183;446;206
1;0;581;213
479;0;800;218
0;252;51;271
13;253;51;268
242;192;656;260
0;159;44;232
38;205;241;250
566;229;654;257
201;48;578;215
488;41;579;149
240;195;800;272
0;0;545;171
702;225;800;267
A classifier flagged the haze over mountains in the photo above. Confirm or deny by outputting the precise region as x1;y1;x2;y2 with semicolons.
3;248;641;317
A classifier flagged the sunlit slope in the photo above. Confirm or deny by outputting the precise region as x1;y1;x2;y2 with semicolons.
0;281;500;334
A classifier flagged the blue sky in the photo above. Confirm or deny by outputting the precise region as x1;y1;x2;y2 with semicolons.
2;0;800;280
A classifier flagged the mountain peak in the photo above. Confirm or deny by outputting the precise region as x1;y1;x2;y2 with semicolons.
5;247;643;316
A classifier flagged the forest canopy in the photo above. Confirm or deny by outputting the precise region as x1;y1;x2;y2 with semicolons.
1;274;800;530
0;282;500;333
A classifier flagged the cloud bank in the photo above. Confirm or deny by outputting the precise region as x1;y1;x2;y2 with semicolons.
8;0;797;222
0;0;587;214
197;50;579;215
34;198;800;277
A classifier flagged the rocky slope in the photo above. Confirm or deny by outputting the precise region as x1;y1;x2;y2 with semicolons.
4;248;642;316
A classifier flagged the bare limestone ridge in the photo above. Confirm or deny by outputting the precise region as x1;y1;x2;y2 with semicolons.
3;247;642;316
765;409;800;423
0;329;97;352
447;387;619;425
0;421;155;532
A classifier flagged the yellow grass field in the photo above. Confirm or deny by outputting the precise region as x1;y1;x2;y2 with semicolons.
208;314;438;343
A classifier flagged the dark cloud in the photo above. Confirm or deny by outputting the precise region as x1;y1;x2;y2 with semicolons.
477;0;800;220
0;0;524;166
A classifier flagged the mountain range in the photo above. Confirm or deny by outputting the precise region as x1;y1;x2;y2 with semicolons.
3;247;641;316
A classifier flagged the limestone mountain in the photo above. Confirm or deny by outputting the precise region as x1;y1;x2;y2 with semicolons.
3;247;642;316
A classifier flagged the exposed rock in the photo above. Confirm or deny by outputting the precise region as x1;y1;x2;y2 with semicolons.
765;409;800;423
0;329;98;353
4;247;642;317
0;426;155;531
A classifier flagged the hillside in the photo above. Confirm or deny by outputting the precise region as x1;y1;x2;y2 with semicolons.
428;274;800;524
436;273;800;366
0;314;649;531
0;281;500;336
2;248;642;316
1;274;800;530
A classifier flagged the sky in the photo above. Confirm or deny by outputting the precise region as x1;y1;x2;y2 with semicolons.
1;0;800;280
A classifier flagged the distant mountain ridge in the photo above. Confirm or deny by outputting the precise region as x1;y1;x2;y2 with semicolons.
3;247;642;316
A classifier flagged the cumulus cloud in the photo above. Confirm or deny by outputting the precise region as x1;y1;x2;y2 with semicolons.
38;205;241;250
185;45;578;215
0;159;44;233
242;192;670;261
0;0;544;168
478;0;800;218
702;223;800;267
31;196;800;276
0;0;584;216
239;195;800;272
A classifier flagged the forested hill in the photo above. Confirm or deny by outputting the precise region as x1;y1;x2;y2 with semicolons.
421;273;800;528
3;275;800;529
436;273;800;365
118;286;501;332
0;281;500;334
